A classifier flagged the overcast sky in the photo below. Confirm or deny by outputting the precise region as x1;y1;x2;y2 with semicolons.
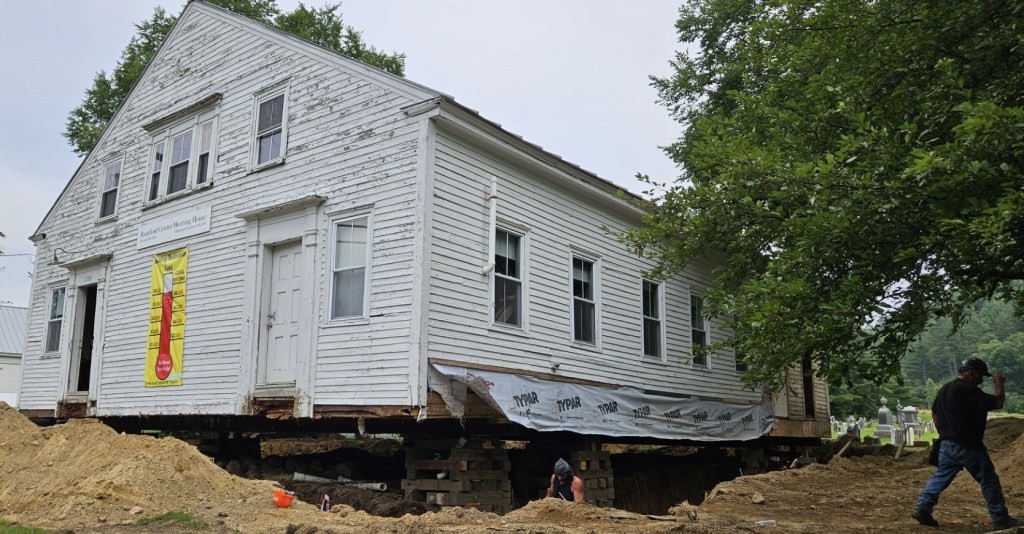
0;0;684;307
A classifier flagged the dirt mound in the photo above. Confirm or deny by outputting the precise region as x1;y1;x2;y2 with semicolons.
3;402;1021;534
694;417;1024;533
0;403;689;533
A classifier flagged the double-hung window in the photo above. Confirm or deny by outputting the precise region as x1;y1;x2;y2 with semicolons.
733;316;748;372
572;256;596;344
99;160;121;218
254;92;287;167
45;286;66;353
147;109;217;202
642;280;663;358
493;229;522;327
691;294;708;366
331;215;371;320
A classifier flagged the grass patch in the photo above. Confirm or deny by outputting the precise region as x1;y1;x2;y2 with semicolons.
0;519;48;534
136;511;208;530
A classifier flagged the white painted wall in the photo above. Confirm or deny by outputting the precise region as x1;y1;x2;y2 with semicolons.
425;121;760;402
20;3;433;415
20;2;816;423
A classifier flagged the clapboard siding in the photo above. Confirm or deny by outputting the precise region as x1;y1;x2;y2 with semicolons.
19;2;433;415
20;2;826;429
427;128;762;402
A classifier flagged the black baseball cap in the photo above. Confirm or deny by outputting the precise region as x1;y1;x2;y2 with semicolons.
960;357;992;377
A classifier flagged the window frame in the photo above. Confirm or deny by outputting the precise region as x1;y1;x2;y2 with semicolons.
641;279;665;360
251;87;289;169
492;227;525;329
97;157;123;220
44;286;66;354
570;253;599;346
733;316;748;372
690;293;709;367
146;109;218;204
329;212;372;322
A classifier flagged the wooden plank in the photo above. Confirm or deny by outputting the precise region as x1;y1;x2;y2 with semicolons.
401;478;470;492
454;470;510;481
312;405;414;418
406;459;469;471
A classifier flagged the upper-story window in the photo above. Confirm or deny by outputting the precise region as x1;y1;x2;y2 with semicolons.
147;109;217;202
45;286;66;353
642;279;663;358
331;215;371;320
691;294;708;366
99;160;122;219
572;256;597;344
493;228;522;327
254;91;288;167
734;317;748;372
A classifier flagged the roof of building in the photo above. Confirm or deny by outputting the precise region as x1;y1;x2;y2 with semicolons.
0;305;27;356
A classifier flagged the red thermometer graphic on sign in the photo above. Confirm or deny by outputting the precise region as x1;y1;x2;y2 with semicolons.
155;272;174;380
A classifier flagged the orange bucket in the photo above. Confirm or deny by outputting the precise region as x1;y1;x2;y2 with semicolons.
272;487;295;508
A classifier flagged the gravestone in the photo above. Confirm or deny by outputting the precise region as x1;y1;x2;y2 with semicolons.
875;397;894;440
902;405;921;445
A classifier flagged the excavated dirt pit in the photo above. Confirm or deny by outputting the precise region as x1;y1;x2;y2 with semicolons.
2;402;1023;533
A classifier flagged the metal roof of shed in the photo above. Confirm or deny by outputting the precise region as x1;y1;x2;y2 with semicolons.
0;305;27;356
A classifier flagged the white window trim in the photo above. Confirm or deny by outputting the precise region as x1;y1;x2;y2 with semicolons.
641;279;666;361
690;292;710;368
145;108;219;205
96;156;124;221
44;284;67;355
250;83;290;170
569;250;600;348
328;211;372;322
490;225;528;331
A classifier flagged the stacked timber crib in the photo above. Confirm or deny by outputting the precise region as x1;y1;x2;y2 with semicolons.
572;447;614;507
403;437;512;514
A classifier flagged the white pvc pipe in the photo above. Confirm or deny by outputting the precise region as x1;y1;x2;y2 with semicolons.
481;176;498;275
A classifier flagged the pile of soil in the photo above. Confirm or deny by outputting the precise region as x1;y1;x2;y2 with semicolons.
2;401;1022;533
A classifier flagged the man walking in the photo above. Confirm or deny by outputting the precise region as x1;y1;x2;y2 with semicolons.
912;357;1021;528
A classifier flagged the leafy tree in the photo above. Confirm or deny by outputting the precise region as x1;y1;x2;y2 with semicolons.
64;0;405;155
828;375;924;419
623;0;1024;391
64;8;175;155
975;333;1024;403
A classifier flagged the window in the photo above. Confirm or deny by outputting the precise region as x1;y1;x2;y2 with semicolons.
493;229;522;327
147;110;217;201
735;349;749;372
642;280;662;358
572;256;596;344
734;317;748;372
45;287;66;353
255;93;286;166
331;215;370;320
691;294;707;366
99;161;121;218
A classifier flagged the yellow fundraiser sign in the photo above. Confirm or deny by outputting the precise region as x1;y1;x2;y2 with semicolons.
145;247;188;387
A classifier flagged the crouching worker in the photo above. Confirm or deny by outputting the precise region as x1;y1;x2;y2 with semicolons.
546;458;584;502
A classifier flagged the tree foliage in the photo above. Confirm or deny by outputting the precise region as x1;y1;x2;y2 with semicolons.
64;0;406;156
623;0;1024;390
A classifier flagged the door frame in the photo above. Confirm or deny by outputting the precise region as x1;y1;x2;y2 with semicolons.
55;255;110;414
256;238;304;386
237;196;323;417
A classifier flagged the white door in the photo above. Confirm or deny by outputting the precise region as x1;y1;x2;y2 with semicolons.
261;241;303;385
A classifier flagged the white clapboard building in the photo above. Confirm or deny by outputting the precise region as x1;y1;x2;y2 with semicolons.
18;1;828;443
